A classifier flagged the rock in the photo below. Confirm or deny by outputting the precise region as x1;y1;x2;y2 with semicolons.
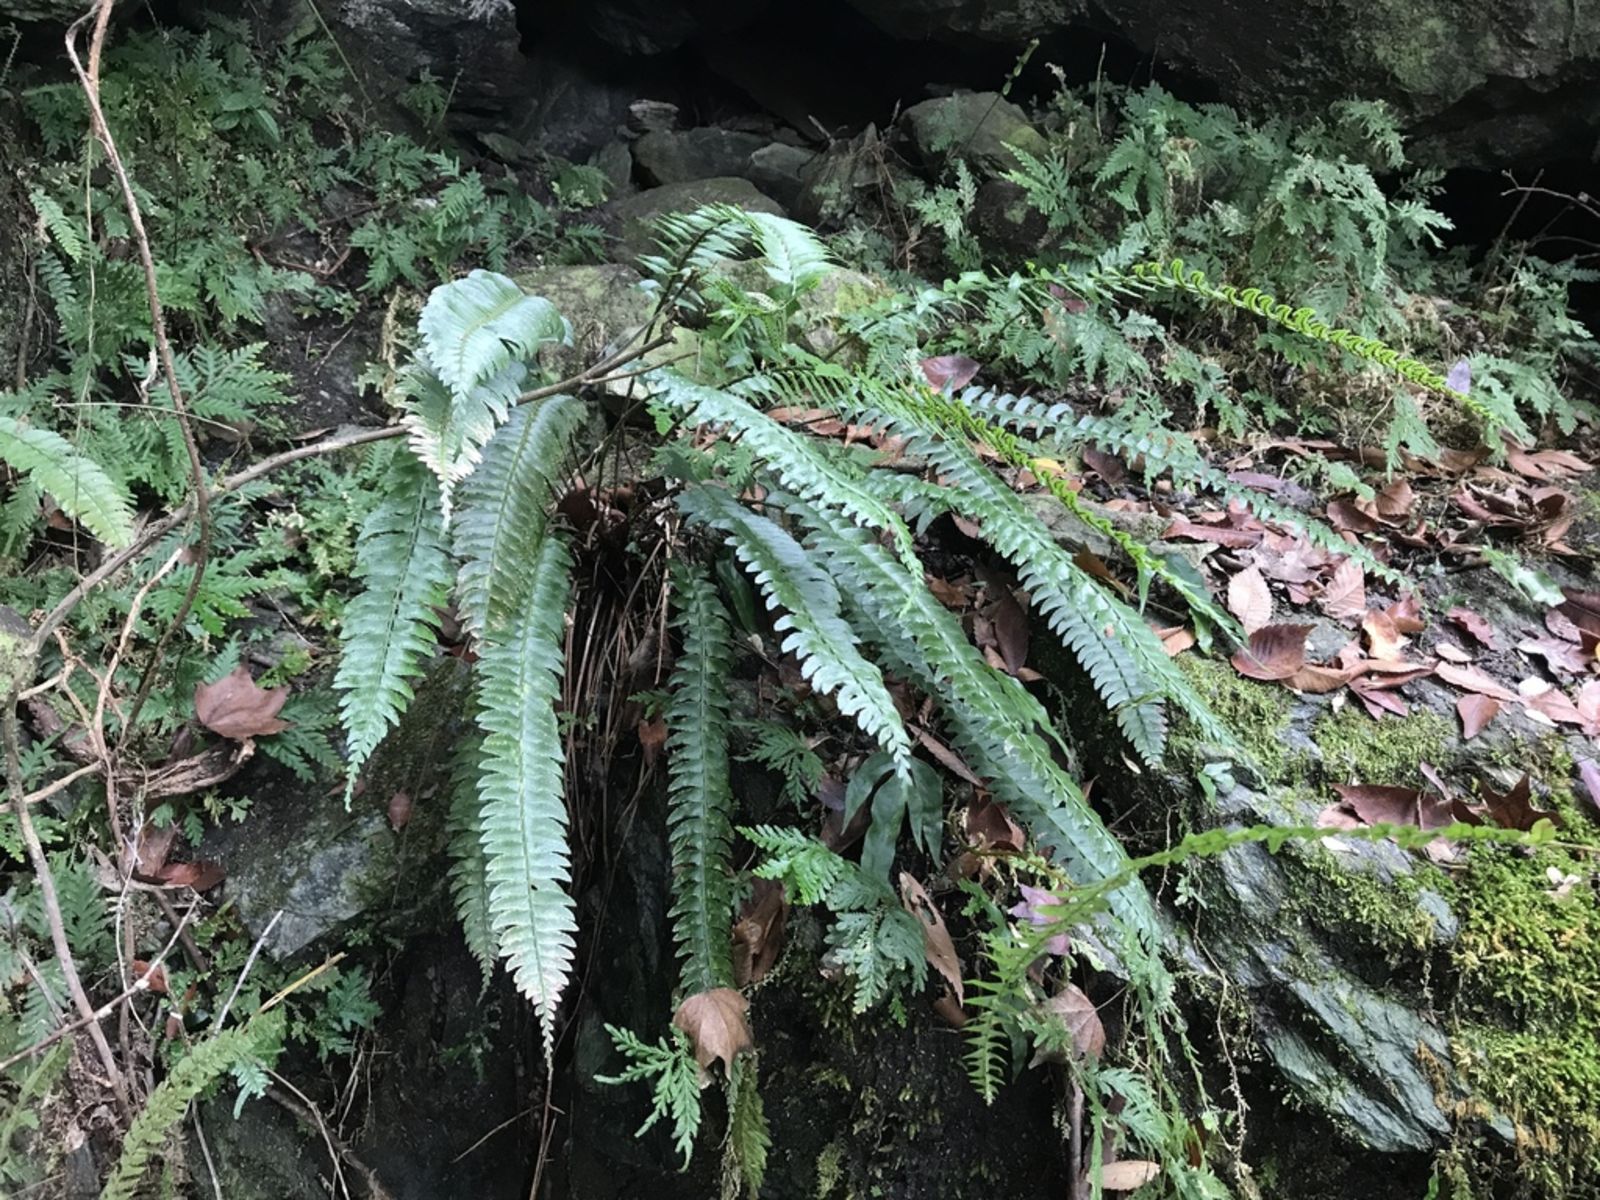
201;663;469;958
746;142;821;209
631;127;769;186
901;92;1048;177
791;125;899;228
515;262;699;383
589;140;636;195
508;44;640;161
972;177;1049;256
605;177;787;263
845;0;1081;41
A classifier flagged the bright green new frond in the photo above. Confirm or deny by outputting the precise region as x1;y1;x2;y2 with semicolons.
453;394;585;639
650;370;918;566
677;484;911;767
665;561;737;994
0;416;134;548
445;737;497;990
418;269;569;402
100;1011;286;1200
475;532;578;1059
335;454;454;803
741;824;850;906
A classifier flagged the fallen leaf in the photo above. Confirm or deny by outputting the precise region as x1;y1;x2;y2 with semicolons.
987;586;1030;675
1386;594;1426;633
637;718;667;769
732;879;788;987
1518;637;1590;676
155;861;226;892
1474;775;1558;832
932;992;969;1027
1159;626;1196;657
1320;559;1366;621
1435;662;1520;703
1348;677;1410;718
672;988;753;1081
1286;663;1362;694
1033;984;1104;1063
1361;610;1407;661
1098;1161;1162;1192
900;874;964;1006
1457;694;1500;740
1435;642;1475;664
135;823;178;877
1326;498;1378;533
1447;607;1499;650
1375;479;1415;520
1009;884;1071;956
1231;624;1312;682
130;960;169;995
1578;760;1600;816
194;668;289;740
927;575;969;609
1227;565;1273;634
1520;680;1588;729
1081;445;1127;486
387;790;413;831
1163;519;1261;548
964;798;1025;854
1331;784;1451;829
919;354;981;393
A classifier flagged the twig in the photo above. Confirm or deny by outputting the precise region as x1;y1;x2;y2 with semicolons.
212;910;282;1032
0;905;194;1072
17;761;103;807
67;0;211;733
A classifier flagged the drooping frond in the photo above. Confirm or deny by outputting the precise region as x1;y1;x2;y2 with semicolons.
0;416;134;548
335;454;455;802
665;561;737;994
649;370;918;566
405;271;570;508
475;533;577;1058
100;1011;286;1200
445;736;497;990
645;204;832;297
452;395;585;639
676;483;911;768
780;496;1167;990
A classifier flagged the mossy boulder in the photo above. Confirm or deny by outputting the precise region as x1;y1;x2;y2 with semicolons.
605;177;787;263
901;91;1048;177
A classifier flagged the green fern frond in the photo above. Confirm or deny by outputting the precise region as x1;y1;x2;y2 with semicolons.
418;269;569;402
335;454;455;803
29;188;86;263
650;370;918;566
475;532;578;1059
677;484;911;767
647;204;833;297
740;824;850;906
453;395;585;639
445;737;497;990
665;561;738;994
100;1011;286;1200
0;416;134;548
724;1055;770;1199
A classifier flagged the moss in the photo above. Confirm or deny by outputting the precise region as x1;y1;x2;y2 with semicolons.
815;1142;845;1198
1311;704;1454;785
1286;843;1437;963
1175;655;1299;781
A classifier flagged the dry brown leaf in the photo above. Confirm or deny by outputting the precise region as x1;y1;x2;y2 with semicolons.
1435;662;1520;703
1163;518;1261;548
194;668;290;740
1227;565;1273;634
919;354;981;393
899;873;964;1007
1361;610;1407;661
1331;784;1448;829
1457;694;1500;740
1320;559;1367;622
387;790;413;831
732;879;788;987
637;718;667;769
1447;606;1499;650
1435;642;1475;664
1032;984;1104;1064
1386;594;1426;633
1518;636;1590;676
987;586;1030;675
1375;479;1416;520
672;988;753;1081
156;861;226;892
1231;624;1312;682
1159;626;1196;657
1286;663;1361;694
1474;775;1558;832
963;798;1024;854
1098;1161;1162;1192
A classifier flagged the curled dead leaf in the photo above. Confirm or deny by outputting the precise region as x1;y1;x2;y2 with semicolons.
194;668;289;740
1033;983;1104;1064
1227;565;1273;634
899;873;964;1006
1456;694;1500;740
1231;624;1312;682
672;988;753;1082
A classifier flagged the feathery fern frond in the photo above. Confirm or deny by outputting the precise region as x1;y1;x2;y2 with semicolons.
665;561;737;994
650;370;918;566
453;394;585;639
445;736;497;990
475;532;577;1059
724;1055;770;1199
646;204;832;297
677;484;911;768
335;454;455;802
100;1011;286;1200
0;416;134;548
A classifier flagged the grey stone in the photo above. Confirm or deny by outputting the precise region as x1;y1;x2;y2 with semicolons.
845;0;1083;41
631;127;769;186
509;46;639;161
605;177;787;263
589;140;636;195
746;142;821;209
901;91;1049;176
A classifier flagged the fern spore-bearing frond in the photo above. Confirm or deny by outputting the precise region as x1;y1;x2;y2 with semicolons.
665;561;738;994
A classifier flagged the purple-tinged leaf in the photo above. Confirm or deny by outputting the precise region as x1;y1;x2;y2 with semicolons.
1445;358;1471;396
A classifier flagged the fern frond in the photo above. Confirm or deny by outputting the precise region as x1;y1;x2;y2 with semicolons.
418;269;569;402
647;204;832;297
0;416;134;548
445;736;497;990
665;561;737;994
677;484;911;767
453;394;585;639
724;1055;770;1199
335;455;454;803
100;1011;286;1200
650;370;918;566
475;532;577;1059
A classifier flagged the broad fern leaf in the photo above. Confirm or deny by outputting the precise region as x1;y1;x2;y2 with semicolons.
446;737;498;990
650;370;918;566
453;394;585;639
475;533;577;1058
647;205;832;296
665;561;738;993
677;484;911;768
398;361;526;514
0;416;134;548
418;270;569;402
335;455;454;802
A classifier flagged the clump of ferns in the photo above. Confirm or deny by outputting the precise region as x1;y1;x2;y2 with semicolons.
332;202;1495;1180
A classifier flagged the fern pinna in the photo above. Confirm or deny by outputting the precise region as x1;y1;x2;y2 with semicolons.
338;207;1249;1149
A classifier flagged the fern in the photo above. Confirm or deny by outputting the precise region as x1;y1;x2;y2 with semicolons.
445;736;498;990
677;484;911;768
646;204;832;300
335;454;454;802
0;416;135;548
474;532;577;1058
741;824;850;905
597;1024;704;1166
665;562;738;994
100;1011;286;1200
724;1055;770;1199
